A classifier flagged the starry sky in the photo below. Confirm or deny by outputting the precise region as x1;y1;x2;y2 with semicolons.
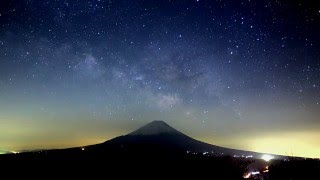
0;0;320;157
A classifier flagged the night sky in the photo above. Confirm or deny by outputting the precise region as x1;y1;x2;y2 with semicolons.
0;0;320;157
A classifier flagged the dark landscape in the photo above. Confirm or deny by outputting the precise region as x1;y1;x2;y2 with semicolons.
1;121;320;179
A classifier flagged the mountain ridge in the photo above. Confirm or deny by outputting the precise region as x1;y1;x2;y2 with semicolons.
95;120;275;159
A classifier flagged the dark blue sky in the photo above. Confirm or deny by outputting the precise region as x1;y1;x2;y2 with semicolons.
0;0;320;157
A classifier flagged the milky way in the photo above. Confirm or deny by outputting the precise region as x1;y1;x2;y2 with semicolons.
0;0;320;157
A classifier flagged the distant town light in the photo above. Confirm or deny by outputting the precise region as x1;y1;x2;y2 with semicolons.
263;166;269;173
243;173;250;179
261;154;274;162
81;147;85;151
243;171;260;179
251;171;260;175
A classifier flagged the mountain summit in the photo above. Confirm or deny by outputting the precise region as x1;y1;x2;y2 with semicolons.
129;120;181;136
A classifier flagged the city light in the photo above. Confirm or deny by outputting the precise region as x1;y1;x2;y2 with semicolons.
261;154;274;162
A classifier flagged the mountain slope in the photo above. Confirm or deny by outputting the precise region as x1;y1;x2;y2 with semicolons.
0;120;285;162
87;120;264;158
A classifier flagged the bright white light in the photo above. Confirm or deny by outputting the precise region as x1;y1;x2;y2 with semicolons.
243;171;260;179
243;173;250;179
261;154;274;161
81;148;85;151
251;171;260;175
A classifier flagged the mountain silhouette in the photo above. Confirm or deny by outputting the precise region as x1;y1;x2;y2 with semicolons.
1;120;281;161
85;120;264;159
0;123;315;180
0;120;264;179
